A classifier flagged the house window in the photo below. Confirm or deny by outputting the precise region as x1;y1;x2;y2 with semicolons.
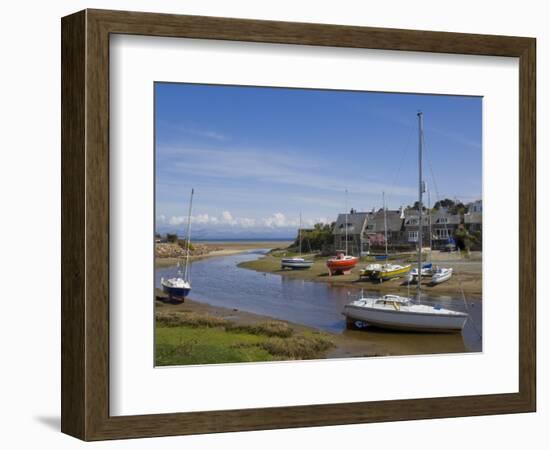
406;218;419;226
435;228;449;239
436;217;448;224
408;231;418;242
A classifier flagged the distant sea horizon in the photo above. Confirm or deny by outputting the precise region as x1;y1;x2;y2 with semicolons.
192;238;293;242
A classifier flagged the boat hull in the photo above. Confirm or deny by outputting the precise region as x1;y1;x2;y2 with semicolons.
281;258;313;270
359;264;380;279
370;265;411;281
161;283;191;298
344;304;467;332
327;257;359;275
431;268;453;285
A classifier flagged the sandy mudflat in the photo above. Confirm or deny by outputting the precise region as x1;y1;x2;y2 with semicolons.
239;252;482;298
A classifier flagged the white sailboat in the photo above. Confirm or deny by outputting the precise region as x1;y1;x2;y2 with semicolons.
431;266;454;285
161;188;194;300
407;263;433;283
343;112;468;333
281;213;313;270
344;294;467;332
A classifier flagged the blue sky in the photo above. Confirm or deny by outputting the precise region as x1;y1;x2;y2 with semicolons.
155;83;482;239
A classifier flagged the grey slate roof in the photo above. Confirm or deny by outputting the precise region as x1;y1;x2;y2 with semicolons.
365;209;403;233
404;208;461;226
332;211;368;236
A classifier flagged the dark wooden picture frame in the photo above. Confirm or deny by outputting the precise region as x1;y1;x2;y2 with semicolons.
61;9;536;441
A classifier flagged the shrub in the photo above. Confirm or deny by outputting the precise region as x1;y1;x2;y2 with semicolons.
166;233;178;243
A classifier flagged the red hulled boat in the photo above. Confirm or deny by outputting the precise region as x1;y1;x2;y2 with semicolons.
326;251;359;275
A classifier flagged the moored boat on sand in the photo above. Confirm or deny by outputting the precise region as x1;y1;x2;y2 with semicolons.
360;263;381;279
327;190;359;275
161;265;192;298
343;294;467;332
343;112;468;333
281;212;313;270
431;266;453;285
366;263;411;282
161;188;194;300
406;262;433;283
281;257;313;270
327;251;359;275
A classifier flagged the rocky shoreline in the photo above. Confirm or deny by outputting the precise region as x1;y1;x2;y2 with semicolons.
155;242;222;258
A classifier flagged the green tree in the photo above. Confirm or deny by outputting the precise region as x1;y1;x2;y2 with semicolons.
166;233;178;243
433;198;456;210
293;222;334;252
450;202;466;215
407;201;427;211
454;228;479;251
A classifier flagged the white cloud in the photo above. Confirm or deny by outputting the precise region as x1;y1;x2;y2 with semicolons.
166;210;257;228
168;216;186;226
163;210;332;230
220;211;234;224
238;217;256;228
262;212;298;228
194;214;211;224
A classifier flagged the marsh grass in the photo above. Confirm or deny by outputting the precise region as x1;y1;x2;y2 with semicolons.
155;312;334;366
229;320;294;338
259;333;334;360
156;311;228;328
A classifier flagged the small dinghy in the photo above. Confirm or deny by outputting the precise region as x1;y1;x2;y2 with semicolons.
431;266;453;285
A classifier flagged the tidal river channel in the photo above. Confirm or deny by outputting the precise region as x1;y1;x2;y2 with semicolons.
156;250;482;353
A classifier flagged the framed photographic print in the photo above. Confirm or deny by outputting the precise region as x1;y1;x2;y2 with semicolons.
61;9;536;441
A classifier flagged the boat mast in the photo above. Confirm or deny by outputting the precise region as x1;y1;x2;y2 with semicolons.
184;188;194;281
417;112;424;300
345;189;349;255
299;212;302;256
383;191;388;257
428;187;432;264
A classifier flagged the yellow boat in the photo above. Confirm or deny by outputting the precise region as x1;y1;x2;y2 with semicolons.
360;263;382;279
368;263;411;282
